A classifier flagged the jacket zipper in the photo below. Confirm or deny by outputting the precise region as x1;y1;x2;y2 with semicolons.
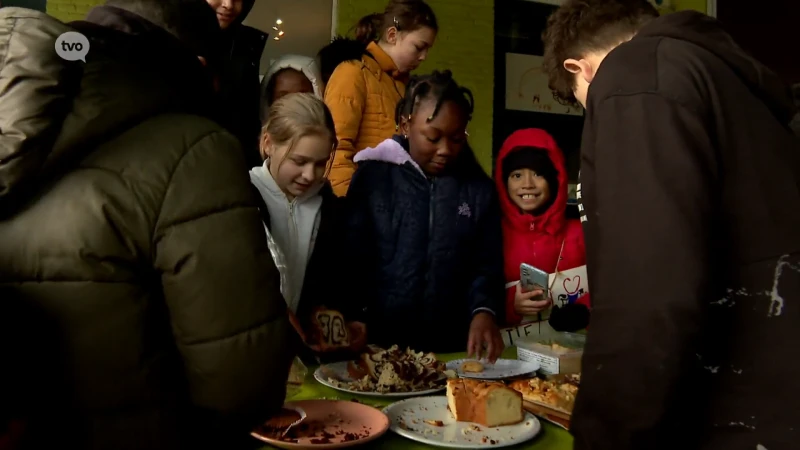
287;200;298;281
428;179;436;237
426;178;436;284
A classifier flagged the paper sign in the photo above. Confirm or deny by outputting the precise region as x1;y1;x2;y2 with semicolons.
548;265;589;308
500;320;558;347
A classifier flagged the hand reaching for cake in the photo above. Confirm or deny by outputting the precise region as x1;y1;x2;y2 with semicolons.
467;312;504;363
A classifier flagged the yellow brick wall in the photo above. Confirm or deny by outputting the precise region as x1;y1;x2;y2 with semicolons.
336;0;495;174
652;0;709;13
673;0;708;13
46;0;103;22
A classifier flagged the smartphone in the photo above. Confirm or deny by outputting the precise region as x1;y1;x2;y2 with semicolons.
520;263;549;300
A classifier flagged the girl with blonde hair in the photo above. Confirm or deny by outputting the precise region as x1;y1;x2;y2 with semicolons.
249;93;365;355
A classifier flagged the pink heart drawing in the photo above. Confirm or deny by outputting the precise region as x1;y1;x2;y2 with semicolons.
563;276;581;295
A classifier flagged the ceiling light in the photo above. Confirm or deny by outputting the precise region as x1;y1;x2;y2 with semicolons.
274;36;280;40
272;26;278;31
276;18;283;25
278;31;285;36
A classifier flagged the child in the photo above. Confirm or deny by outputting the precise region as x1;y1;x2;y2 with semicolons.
321;0;438;196
249;93;365;353
259;55;323;123
345;70;505;361
496;129;590;331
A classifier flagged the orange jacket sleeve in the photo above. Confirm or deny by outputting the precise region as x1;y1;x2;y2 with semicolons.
324;62;366;197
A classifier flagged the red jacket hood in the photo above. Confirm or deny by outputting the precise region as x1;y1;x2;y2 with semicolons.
494;128;568;237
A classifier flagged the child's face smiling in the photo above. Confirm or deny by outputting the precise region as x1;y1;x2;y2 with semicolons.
507;168;551;213
401;99;467;176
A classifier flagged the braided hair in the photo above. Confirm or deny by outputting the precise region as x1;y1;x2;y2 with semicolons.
395;70;483;177
395;70;474;126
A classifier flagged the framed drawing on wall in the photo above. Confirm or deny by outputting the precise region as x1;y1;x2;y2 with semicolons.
505;53;583;117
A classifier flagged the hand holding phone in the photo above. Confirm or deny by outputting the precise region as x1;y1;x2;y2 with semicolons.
514;283;551;316
518;264;553;332
520;263;549;299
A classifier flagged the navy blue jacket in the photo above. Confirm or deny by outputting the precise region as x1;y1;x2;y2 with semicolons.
346;136;504;352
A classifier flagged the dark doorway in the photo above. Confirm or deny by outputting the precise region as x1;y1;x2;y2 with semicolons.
717;1;799;84
493;0;584;182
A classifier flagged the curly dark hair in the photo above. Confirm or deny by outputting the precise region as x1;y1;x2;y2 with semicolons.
541;0;659;106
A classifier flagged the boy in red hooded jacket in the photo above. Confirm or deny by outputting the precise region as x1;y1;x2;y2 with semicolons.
495;129;590;330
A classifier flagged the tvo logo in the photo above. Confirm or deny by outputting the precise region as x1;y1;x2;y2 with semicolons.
55;31;90;62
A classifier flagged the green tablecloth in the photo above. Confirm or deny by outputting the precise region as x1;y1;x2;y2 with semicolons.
258;348;574;449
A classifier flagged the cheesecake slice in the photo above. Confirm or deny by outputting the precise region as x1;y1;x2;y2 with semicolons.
446;378;524;427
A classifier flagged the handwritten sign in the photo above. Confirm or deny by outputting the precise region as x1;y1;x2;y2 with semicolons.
548;265;589;308
500;320;558;347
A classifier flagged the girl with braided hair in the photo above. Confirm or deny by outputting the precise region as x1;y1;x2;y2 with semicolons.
344;70;505;360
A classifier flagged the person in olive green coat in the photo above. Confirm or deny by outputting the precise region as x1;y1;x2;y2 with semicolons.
0;2;294;449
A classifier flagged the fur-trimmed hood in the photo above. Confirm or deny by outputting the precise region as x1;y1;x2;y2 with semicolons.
317;36;370;85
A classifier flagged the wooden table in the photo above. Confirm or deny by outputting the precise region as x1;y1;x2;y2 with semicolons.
258;348;574;449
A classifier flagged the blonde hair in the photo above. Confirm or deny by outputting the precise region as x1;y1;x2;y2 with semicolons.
260;93;337;167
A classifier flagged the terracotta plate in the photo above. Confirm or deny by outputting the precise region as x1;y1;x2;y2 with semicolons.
251;399;390;449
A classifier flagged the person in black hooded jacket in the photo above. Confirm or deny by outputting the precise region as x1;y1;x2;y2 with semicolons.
541;1;800;450
206;0;268;168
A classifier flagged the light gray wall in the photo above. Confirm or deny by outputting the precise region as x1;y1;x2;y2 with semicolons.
244;0;333;75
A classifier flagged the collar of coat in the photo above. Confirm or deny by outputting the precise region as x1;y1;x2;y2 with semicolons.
365;41;408;83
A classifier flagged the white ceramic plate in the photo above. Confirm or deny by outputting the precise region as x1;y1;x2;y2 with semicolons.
383;396;541;448
314;362;446;398
445;359;539;380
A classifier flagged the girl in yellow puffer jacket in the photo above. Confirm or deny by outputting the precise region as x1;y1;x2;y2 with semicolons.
320;0;438;196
